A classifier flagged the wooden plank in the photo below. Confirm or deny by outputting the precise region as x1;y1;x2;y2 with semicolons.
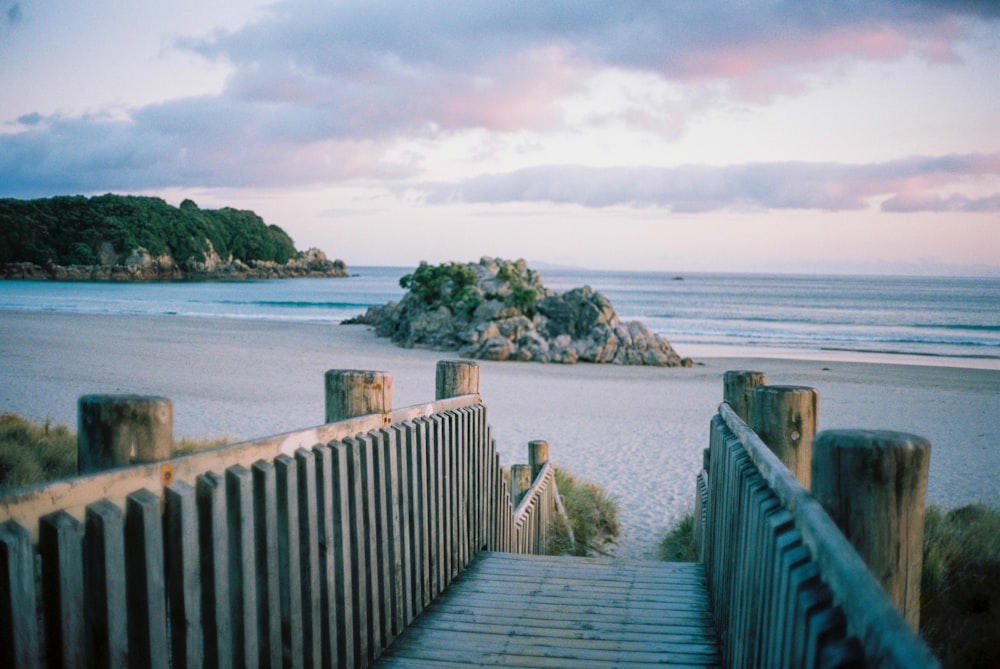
374;553;721;668
86;499;129;669
0;520;40;669
357;433;385;657
40;511;86;669
342;437;369;664
313;444;339;669
251;460;282;669
125;489;169;669
196;473;231;669
275;455;305;669
390;424;415;627
294;448;322;669
164;482;203;669
324;442;356;669
377;427;405;639
225;466;259;669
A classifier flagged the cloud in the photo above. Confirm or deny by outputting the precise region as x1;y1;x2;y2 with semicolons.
419;153;1000;213
1;1;997;197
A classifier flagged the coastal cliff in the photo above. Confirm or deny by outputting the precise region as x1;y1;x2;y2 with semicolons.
348;257;692;366
0;194;347;280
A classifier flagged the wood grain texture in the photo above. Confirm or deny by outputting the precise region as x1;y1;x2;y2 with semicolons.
374;553;721;668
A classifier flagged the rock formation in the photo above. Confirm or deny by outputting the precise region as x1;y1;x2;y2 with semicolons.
347;257;692;367
1;246;347;280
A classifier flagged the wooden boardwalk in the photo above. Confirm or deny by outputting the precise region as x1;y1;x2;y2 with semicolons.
374;552;721;668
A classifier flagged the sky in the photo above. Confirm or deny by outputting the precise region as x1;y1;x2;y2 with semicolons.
1;1;999;275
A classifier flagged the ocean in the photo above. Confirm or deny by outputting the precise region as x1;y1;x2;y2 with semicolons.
1;267;998;367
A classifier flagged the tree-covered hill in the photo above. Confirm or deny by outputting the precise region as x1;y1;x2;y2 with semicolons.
0;194;346;279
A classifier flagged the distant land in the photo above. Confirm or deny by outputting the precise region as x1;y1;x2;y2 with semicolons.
0;194;347;280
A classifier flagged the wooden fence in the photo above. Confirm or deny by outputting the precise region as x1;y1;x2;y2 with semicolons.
698;371;940;669
0;360;564;669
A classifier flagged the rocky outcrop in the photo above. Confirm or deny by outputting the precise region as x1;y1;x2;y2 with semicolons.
1;247;347;281
347;257;692;367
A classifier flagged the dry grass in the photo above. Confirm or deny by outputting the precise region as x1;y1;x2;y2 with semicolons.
0;413;231;491
657;510;698;562
546;466;620;557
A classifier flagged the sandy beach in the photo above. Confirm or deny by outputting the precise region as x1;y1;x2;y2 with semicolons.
2;310;998;559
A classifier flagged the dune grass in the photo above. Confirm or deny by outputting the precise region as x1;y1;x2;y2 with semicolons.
0;413;231;491
546;466;620;557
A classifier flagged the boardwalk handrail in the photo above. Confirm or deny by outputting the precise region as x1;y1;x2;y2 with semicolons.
698;396;939;668
0;361;566;669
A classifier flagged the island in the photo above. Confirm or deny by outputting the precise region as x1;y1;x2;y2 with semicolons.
347;257;692;367
0;194;346;280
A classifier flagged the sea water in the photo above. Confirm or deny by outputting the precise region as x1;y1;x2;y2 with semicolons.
1;268;998;366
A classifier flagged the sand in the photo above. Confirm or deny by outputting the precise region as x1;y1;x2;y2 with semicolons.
2;311;998;559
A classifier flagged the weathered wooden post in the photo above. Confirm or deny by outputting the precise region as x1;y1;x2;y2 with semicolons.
811;430;930;631
325;370;393;422
77;395;173;474
510;465;532;508
528;440;549;480
435;360;480;400
723;370;767;423
750;385;817;489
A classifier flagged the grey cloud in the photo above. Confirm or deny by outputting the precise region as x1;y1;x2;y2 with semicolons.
419;154;1000;213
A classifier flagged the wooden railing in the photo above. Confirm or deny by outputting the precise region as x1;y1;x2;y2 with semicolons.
698;371;940;669
0;360;564;669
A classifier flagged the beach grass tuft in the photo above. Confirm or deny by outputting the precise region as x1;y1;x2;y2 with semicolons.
547;466;620;557
0;413;232;491
657;509;698;562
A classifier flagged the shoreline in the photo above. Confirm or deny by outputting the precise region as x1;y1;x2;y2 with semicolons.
2;310;998;559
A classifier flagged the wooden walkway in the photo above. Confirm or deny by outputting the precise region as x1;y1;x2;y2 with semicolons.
374;552;721;668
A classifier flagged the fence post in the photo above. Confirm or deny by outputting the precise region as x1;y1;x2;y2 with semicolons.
723;370;767;423
510;465;532;508
750;385;817;490
435;360;480;400
325;370;393;422
528;440;549;480
811;430;930;631
77;395;173;474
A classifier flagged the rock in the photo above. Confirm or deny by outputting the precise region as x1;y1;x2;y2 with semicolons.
1;245;348;281
348;257;690;367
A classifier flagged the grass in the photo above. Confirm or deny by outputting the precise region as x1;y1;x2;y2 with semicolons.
657;503;1000;668
546;466;620;557
0;412;231;491
920;503;1000;669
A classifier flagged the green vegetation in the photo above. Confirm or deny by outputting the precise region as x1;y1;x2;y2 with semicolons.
0;413;231;491
547;467;620;557
657;510;698;562
0;413;76;489
657;504;1000;668
921;503;1000;669
399;261;482;315
0;194;298;267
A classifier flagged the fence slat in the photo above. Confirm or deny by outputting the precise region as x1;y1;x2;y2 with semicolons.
86;499;129;669
275;455;305;669
295;448;322;669
251;461;282;669
1;520;41;669
312;444;339;669
325;442;356;668
224;466;259;669
390;424;414;628
164;482;203;669
125;489;169;669
196;472;232;669
41;511;86;669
